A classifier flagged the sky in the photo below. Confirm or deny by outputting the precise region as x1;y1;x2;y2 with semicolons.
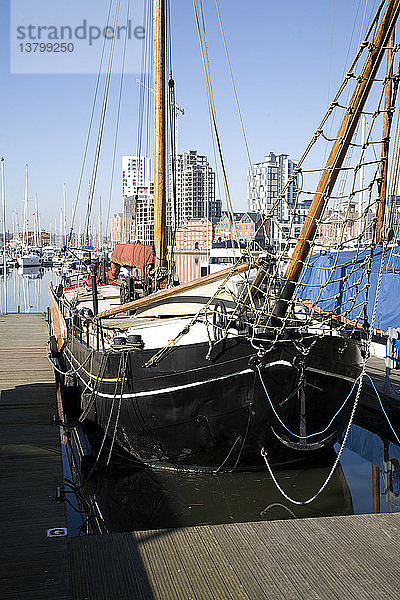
0;0;380;235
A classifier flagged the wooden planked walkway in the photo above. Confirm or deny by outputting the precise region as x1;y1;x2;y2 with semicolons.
366;355;400;394
0;313;71;600
70;512;400;600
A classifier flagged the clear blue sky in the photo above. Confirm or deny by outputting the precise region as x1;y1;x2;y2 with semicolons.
0;0;375;234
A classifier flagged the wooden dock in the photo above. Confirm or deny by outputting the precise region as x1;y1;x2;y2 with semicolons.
366;355;400;398
2;313;400;599
361;356;400;426
0;313;71;600
69;512;400;599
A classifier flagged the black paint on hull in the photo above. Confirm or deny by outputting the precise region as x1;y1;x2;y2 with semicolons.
59;332;364;471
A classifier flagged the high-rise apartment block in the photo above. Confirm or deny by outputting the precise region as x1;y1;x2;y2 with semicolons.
111;212;124;244
170;150;220;229
122;155;154;244
247;152;310;250
122;156;153;198
121;150;220;246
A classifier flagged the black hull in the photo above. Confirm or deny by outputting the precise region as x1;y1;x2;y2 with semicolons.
59;330;364;471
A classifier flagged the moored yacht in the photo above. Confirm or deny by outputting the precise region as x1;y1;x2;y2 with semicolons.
17;249;42;268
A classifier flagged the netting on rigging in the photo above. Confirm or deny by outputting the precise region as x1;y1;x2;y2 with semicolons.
150;0;400;363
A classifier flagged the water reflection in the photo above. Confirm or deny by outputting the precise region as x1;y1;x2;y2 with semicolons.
63;428;354;536
343;424;400;514
0;266;58;313
17;265;44;279
62;404;400;536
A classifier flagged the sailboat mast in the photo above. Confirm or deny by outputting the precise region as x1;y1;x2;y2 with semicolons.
38;207;41;248
34;193;38;247
1;158;6;314
59;210;63;249
23;164;28;248
63;183;67;247
99;195;103;250
153;0;167;278
273;0;400;318
376;28;395;242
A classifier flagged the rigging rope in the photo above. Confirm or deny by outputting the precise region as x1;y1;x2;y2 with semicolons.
138;0;400;389
67;0;114;247
193;0;240;245
84;0;122;245
105;0;132;243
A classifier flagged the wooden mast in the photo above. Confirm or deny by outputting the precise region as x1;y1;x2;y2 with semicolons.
271;0;400;318
376;28;395;243
1;158;6;315
153;0;167;282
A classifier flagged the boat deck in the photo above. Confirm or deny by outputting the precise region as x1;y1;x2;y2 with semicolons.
0;313;71;600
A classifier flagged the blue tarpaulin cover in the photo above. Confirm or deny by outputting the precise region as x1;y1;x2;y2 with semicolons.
297;246;400;331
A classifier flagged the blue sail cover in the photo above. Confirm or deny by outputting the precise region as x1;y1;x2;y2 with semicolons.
297;246;400;331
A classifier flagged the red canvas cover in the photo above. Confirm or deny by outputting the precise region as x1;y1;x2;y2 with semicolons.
110;243;155;277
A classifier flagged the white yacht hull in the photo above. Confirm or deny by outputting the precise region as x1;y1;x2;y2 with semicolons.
17;255;42;268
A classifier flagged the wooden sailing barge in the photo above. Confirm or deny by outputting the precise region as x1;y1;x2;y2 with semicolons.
49;0;400;471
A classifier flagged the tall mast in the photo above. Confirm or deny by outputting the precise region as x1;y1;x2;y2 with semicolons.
1;158;6;314
14;212;20;246
23;164;28;248
376;28;395;242
38;206;41;247
99;195;103;250
59;209;63;249
34;193;38;247
63;183;67;247
153;0;167;280
272;0;400;318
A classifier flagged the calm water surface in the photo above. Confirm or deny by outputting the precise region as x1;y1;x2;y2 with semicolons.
62;417;400;536
0;265;58;313
2;265;400;536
